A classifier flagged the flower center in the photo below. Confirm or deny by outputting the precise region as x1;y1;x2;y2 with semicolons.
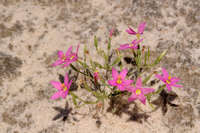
70;55;75;60
129;43;134;47
62;56;66;61
166;76;171;84
135;89;141;95
136;33;140;40
94;70;98;73
116;76;122;84
61;83;68;91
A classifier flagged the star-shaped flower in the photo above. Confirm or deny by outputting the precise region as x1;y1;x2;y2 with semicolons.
118;39;143;50
126;22;146;39
128;78;154;105
52;44;79;67
94;70;99;82
50;72;72;100
108;68;133;91
155;68;182;91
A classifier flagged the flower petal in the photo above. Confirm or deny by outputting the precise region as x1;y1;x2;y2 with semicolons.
172;84;182;88
117;85;126;91
58;51;64;58
136;78;142;87
130;45;138;50
128;93;137;102
68;80;73;89
61;90;69;99
166;84;172;91
136;39;143;44
112;68;118;79
171;77;180;83
138;94;146;105
143;88;154;95
123;80;133;86
51;91;62;100
50;81;62;91
120;68;128;79
126;27;137;35
162;68;169;79
118;44;130;50
65;46;73;57
64;73;69;85
52;60;63;67
127;86;136;92
108;80;117;86
62;61;71;67
138;22;146;34
155;74;165;81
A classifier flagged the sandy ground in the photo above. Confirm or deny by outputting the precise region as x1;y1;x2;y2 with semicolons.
0;0;200;133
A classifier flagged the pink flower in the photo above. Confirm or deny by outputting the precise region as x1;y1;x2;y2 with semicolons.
52;44;80;67
63;44;80;67
109;28;114;38
94;70;99;82
126;22;146;39
50;73;72;100
108;68;133;91
155;68;182;91
118;39;143;50
128;78;154;104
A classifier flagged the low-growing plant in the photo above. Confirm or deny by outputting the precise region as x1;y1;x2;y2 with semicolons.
50;22;182;119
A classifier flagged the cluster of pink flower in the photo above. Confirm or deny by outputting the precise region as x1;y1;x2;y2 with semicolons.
50;22;182;105
108;67;182;104
50;45;79;100
109;22;182;104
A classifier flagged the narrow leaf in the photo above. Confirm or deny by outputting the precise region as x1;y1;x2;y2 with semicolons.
94;36;98;50
152;50;168;66
112;56;121;66
142;73;154;85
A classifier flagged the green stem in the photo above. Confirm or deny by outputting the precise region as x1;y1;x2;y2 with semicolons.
70;64;89;77
69;92;99;104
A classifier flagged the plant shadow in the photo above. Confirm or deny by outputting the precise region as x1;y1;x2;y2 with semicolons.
107;93;149;123
151;89;178;115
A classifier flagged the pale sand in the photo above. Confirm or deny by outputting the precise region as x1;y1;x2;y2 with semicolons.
0;0;200;133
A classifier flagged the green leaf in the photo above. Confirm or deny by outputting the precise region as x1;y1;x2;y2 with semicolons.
142;73;154;85
112;56;121;66
155;85;165;94
94;36;98;50
89;59;96;70
83;82;100;98
72;95;78;107
152;50;168;66
97;49;107;59
144;50;148;65
107;37;111;50
77;60;90;69
70;64;88;76
93;61;104;69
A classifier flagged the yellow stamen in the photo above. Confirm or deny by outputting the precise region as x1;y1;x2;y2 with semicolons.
135;89;141;95
136;33;140;40
70;55;74;60
61;83;68;91
166;76;171;84
116;76;122;84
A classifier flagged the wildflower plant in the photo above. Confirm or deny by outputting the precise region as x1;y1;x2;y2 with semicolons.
50;22;182;117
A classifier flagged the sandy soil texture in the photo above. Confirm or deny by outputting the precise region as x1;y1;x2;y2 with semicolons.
0;0;200;133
